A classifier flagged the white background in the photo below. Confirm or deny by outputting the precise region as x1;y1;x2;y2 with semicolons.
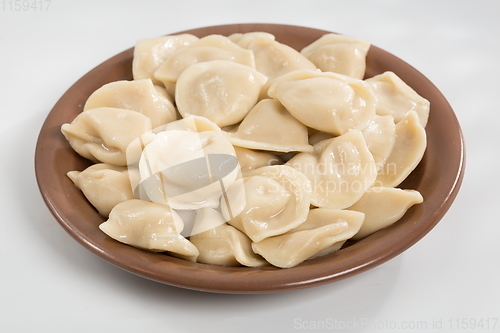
1;1;499;332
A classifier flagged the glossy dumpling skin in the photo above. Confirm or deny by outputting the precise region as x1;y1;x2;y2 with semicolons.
225;99;313;153
133;34;199;87
365;71;430;127
189;208;267;267
375;111;427;187
229;32;317;79
233;146;282;175
348;187;423;240
83;79;177;129
154;34;255;87
99;199;199;260
252;208;364;268
300;33;370;80
175;60;267;127
67;163;134;217
287;129;377;209
61;107;152;166
228;32;275;48
362;115;396;172
268;69;377;135
222;165;312;242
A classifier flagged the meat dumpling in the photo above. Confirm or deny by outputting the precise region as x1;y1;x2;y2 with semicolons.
61;107;152;166
189;208;267;267
348;187;424;240
175;60;267;127
252;208;364;268
300;33;370;80
132;34;199;87
99;199;199;260
361;115;396;172
222;165;312;242
365;71;430;127
225;99;313;153
229;32;317;79
154;34;255;89
287;129;377;209
375;111;427;187
67;163;134;217
268;69;377;136
83;79;177;129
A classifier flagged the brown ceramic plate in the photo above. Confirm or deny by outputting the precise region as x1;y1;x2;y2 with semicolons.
35;23;465;293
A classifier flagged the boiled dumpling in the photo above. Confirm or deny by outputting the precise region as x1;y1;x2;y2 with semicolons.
229;32;317;79
67;163;134;217
348;187;424;240
83;79;177;129
154;34;255;89
61;107;152;166
135;121;241;210
267;69;377;135
228;32;275;48
132;34;199;87
222;165;312;242
365;71;430;127
287;129;377;209
189;208;267;267
175;60;267;127
362;115;396;172
233;146;282;175
225;99;313;153
300;33;370;80
375;111;427;187
252;208;364;268
99;199;199;260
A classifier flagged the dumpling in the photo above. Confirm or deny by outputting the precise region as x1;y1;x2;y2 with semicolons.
189;208;267;267
361;115;396;172
67;163;134;217
99;199;199;260
252;208;364;268
132;34;199;87
225;99;313;153
228;32;275;48
365;71;430;127
222;165;312;242
375;111;427;187
233;146;282;175
61;107;152;166
154;34;255;88
135;121;241;210
300;33;370;80
230;32;317;79
83;79;177;129
348;187;424;240
287;129;377;209
267;69;377;135
175;60;268;127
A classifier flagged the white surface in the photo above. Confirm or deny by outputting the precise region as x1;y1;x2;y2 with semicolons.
1;1;499;332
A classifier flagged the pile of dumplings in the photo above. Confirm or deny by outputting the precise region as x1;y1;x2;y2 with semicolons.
61;31;429;269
